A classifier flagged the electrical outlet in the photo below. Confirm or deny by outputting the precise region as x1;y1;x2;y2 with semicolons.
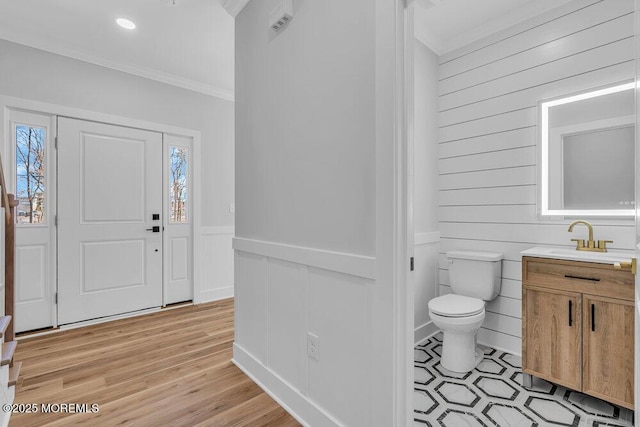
307;332;319;360
229;203;235;213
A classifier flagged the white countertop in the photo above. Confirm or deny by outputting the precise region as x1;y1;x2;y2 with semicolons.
521;246;635;266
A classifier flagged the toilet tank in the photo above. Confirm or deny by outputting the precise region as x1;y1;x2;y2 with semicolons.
447;250;503;301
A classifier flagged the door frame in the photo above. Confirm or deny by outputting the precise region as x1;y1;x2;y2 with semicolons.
5;108;57;330
0;95;203;328
378;0;413;424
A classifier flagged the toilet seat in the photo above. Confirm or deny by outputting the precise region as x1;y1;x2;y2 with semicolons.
428;294;484;318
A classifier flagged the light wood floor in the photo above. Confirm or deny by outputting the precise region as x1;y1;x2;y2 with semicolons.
11;298;300;427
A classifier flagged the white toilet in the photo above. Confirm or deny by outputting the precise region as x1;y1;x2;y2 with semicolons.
428;250;503;373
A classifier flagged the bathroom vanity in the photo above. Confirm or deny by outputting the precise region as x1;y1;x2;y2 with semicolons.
521;248;635;410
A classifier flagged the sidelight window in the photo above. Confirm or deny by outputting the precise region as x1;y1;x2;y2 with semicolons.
169;146;188;223
15;125;46;224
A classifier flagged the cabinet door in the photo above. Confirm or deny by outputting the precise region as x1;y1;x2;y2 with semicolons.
583;295;634;409
523;286;582;390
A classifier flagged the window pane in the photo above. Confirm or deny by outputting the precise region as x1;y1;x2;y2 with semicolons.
16;125;46;224
169;146;188;222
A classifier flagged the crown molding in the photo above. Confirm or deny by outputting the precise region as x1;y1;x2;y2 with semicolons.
413;0;444;55
0;32;235;102
416;0;575;56
414;27;443;56
440;0;574;54
222;0;252;18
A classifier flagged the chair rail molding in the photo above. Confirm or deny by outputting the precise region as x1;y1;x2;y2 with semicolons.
232;237;376;280
222;0;252;18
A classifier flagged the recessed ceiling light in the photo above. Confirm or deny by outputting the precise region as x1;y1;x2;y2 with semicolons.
116;18;136;30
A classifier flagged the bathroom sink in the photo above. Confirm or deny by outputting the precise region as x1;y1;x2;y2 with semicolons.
522;246;635;265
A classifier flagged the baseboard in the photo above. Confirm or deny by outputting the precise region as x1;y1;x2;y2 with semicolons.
414;321;438;346
477;328;522;357
232;343;343;427
197;285;234;304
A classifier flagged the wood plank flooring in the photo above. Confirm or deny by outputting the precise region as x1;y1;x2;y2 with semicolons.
10;298;300;427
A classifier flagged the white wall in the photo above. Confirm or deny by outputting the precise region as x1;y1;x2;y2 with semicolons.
233;0;400;425
0;39;236;304
436;0;636;354
413;39;439;343
0;38;234;227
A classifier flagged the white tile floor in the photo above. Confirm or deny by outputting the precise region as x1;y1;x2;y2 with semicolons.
414;333;634;426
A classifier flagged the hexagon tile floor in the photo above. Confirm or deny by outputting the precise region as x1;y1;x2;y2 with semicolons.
414;333;634;427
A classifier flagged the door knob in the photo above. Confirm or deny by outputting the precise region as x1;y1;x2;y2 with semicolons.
146;226;160;232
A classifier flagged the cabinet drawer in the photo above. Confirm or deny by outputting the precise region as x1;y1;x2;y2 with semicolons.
523;257;634;301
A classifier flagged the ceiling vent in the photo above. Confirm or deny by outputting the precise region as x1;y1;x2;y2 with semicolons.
270;0;294;32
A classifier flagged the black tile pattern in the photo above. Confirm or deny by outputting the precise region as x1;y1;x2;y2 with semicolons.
414;333;634;427
482;402;538;426
435;381;481;407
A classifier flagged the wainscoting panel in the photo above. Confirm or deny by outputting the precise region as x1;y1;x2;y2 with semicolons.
232;238;376;426
414;233;440;344
308;267;373;427
436;0;635;355
199;226;234;303
235;251;269;363
267;259;308;395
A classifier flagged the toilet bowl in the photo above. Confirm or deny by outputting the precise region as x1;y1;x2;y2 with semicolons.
428;250;503;373
429;294;485;372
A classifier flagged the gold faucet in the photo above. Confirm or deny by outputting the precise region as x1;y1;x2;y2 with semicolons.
567;220;612;252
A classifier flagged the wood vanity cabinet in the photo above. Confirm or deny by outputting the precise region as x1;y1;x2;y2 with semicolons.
522;256;634;410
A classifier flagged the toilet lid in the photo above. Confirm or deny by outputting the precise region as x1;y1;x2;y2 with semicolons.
428;294;485;317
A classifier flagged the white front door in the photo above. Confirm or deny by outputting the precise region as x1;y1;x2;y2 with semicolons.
57;117;163;325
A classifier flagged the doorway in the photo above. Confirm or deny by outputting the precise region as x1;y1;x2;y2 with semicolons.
9;110;195;332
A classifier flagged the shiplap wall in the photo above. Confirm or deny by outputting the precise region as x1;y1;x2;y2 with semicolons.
436;0;635;354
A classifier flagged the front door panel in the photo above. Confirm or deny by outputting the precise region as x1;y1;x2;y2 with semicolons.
57;118;162;325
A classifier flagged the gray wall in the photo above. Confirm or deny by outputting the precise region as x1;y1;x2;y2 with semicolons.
0;38;235;227
413;39;439;342
235;0;375;256
435;0;635;353
414;41;439;235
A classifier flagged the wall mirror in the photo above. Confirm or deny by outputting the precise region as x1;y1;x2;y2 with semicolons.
539;82;635;217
